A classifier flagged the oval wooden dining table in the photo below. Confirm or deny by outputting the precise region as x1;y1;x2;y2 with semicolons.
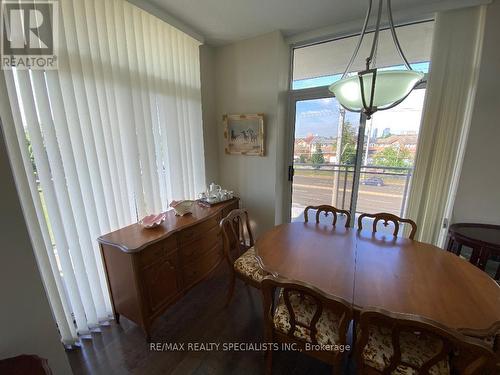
255;222;500;335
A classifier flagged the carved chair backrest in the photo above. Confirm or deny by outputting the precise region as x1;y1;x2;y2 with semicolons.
220;208;254;263
358;212;417;239
356;309;497;375
304;205;351;228
261;275;352;347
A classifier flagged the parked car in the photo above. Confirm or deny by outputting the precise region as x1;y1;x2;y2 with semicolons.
361;177;384;186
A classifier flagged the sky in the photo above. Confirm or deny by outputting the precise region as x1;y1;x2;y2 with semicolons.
295;88;426;139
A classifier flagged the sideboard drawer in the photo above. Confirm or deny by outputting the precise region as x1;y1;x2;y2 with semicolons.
138;236;177;268
179;226;220;261
182;245;222;287
178;216;219;246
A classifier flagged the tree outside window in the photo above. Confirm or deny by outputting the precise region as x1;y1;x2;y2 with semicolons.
373;145;412;168
311;143;325;169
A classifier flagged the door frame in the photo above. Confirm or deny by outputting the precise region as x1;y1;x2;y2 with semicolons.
283;86;367;226
283;86;334;224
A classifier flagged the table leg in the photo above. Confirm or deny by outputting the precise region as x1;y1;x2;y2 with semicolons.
469;247;481;267
446;236;454;252
478;247;490;271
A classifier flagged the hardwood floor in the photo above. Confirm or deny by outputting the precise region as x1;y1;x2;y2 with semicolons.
66;263;355;375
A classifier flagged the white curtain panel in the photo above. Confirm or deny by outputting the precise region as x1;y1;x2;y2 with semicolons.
0;0;205;344
405;5;486;246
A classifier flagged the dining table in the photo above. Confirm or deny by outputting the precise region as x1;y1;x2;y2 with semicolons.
255;222;500;336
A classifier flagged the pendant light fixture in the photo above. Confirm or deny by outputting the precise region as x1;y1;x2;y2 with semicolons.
329;0;424;119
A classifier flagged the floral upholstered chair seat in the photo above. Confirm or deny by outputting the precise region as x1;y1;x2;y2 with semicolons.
273;291;342;347
233;247;268;282
361;325;450;375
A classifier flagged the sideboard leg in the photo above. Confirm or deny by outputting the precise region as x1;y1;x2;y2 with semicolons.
114;313;120;324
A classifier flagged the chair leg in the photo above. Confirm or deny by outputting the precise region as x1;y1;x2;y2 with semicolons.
349;320;356;358
265;348;273;375
225;272;236;307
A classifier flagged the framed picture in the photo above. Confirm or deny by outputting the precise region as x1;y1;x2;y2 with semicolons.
223;114;265;156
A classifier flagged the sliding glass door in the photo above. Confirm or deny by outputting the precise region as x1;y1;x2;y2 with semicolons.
288;87;426;225
287;21;433;226
290;93;360;222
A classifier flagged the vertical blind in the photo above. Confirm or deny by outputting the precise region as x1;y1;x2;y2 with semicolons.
1;0;205;344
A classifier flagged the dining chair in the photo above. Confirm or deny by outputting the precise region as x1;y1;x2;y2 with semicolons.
355;308;497;375
220;208;268;306
357;212;417;239
261;275;353;375
304;205;351;227
464;326;500;357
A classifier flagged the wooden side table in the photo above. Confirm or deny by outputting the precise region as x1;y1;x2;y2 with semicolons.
446;223;500;281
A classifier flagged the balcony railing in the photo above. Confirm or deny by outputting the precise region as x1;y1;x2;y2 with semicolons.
292;163;413;218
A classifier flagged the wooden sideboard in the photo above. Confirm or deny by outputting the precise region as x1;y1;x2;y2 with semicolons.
98;198;239;340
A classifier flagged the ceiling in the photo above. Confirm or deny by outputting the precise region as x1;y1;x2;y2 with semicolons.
145;0;470;45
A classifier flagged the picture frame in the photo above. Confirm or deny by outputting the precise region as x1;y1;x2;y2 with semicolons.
223;114;265;156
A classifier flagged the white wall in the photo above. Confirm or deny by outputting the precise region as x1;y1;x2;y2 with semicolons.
452;0;500;224
209;31;290;237
0;131;72;374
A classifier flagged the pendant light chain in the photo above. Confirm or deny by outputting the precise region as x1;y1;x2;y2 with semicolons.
341;0;373;79
387;0;413;70
366;0;383;71
329;0;425;118
343;0;414;75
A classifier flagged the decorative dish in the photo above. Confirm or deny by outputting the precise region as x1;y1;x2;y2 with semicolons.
139;213;166;229
170;200;195;216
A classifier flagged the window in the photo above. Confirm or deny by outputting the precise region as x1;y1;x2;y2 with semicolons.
1;0;205;344
288;21;433;225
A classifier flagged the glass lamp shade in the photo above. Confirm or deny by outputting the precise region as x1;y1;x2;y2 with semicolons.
328;70;424;112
